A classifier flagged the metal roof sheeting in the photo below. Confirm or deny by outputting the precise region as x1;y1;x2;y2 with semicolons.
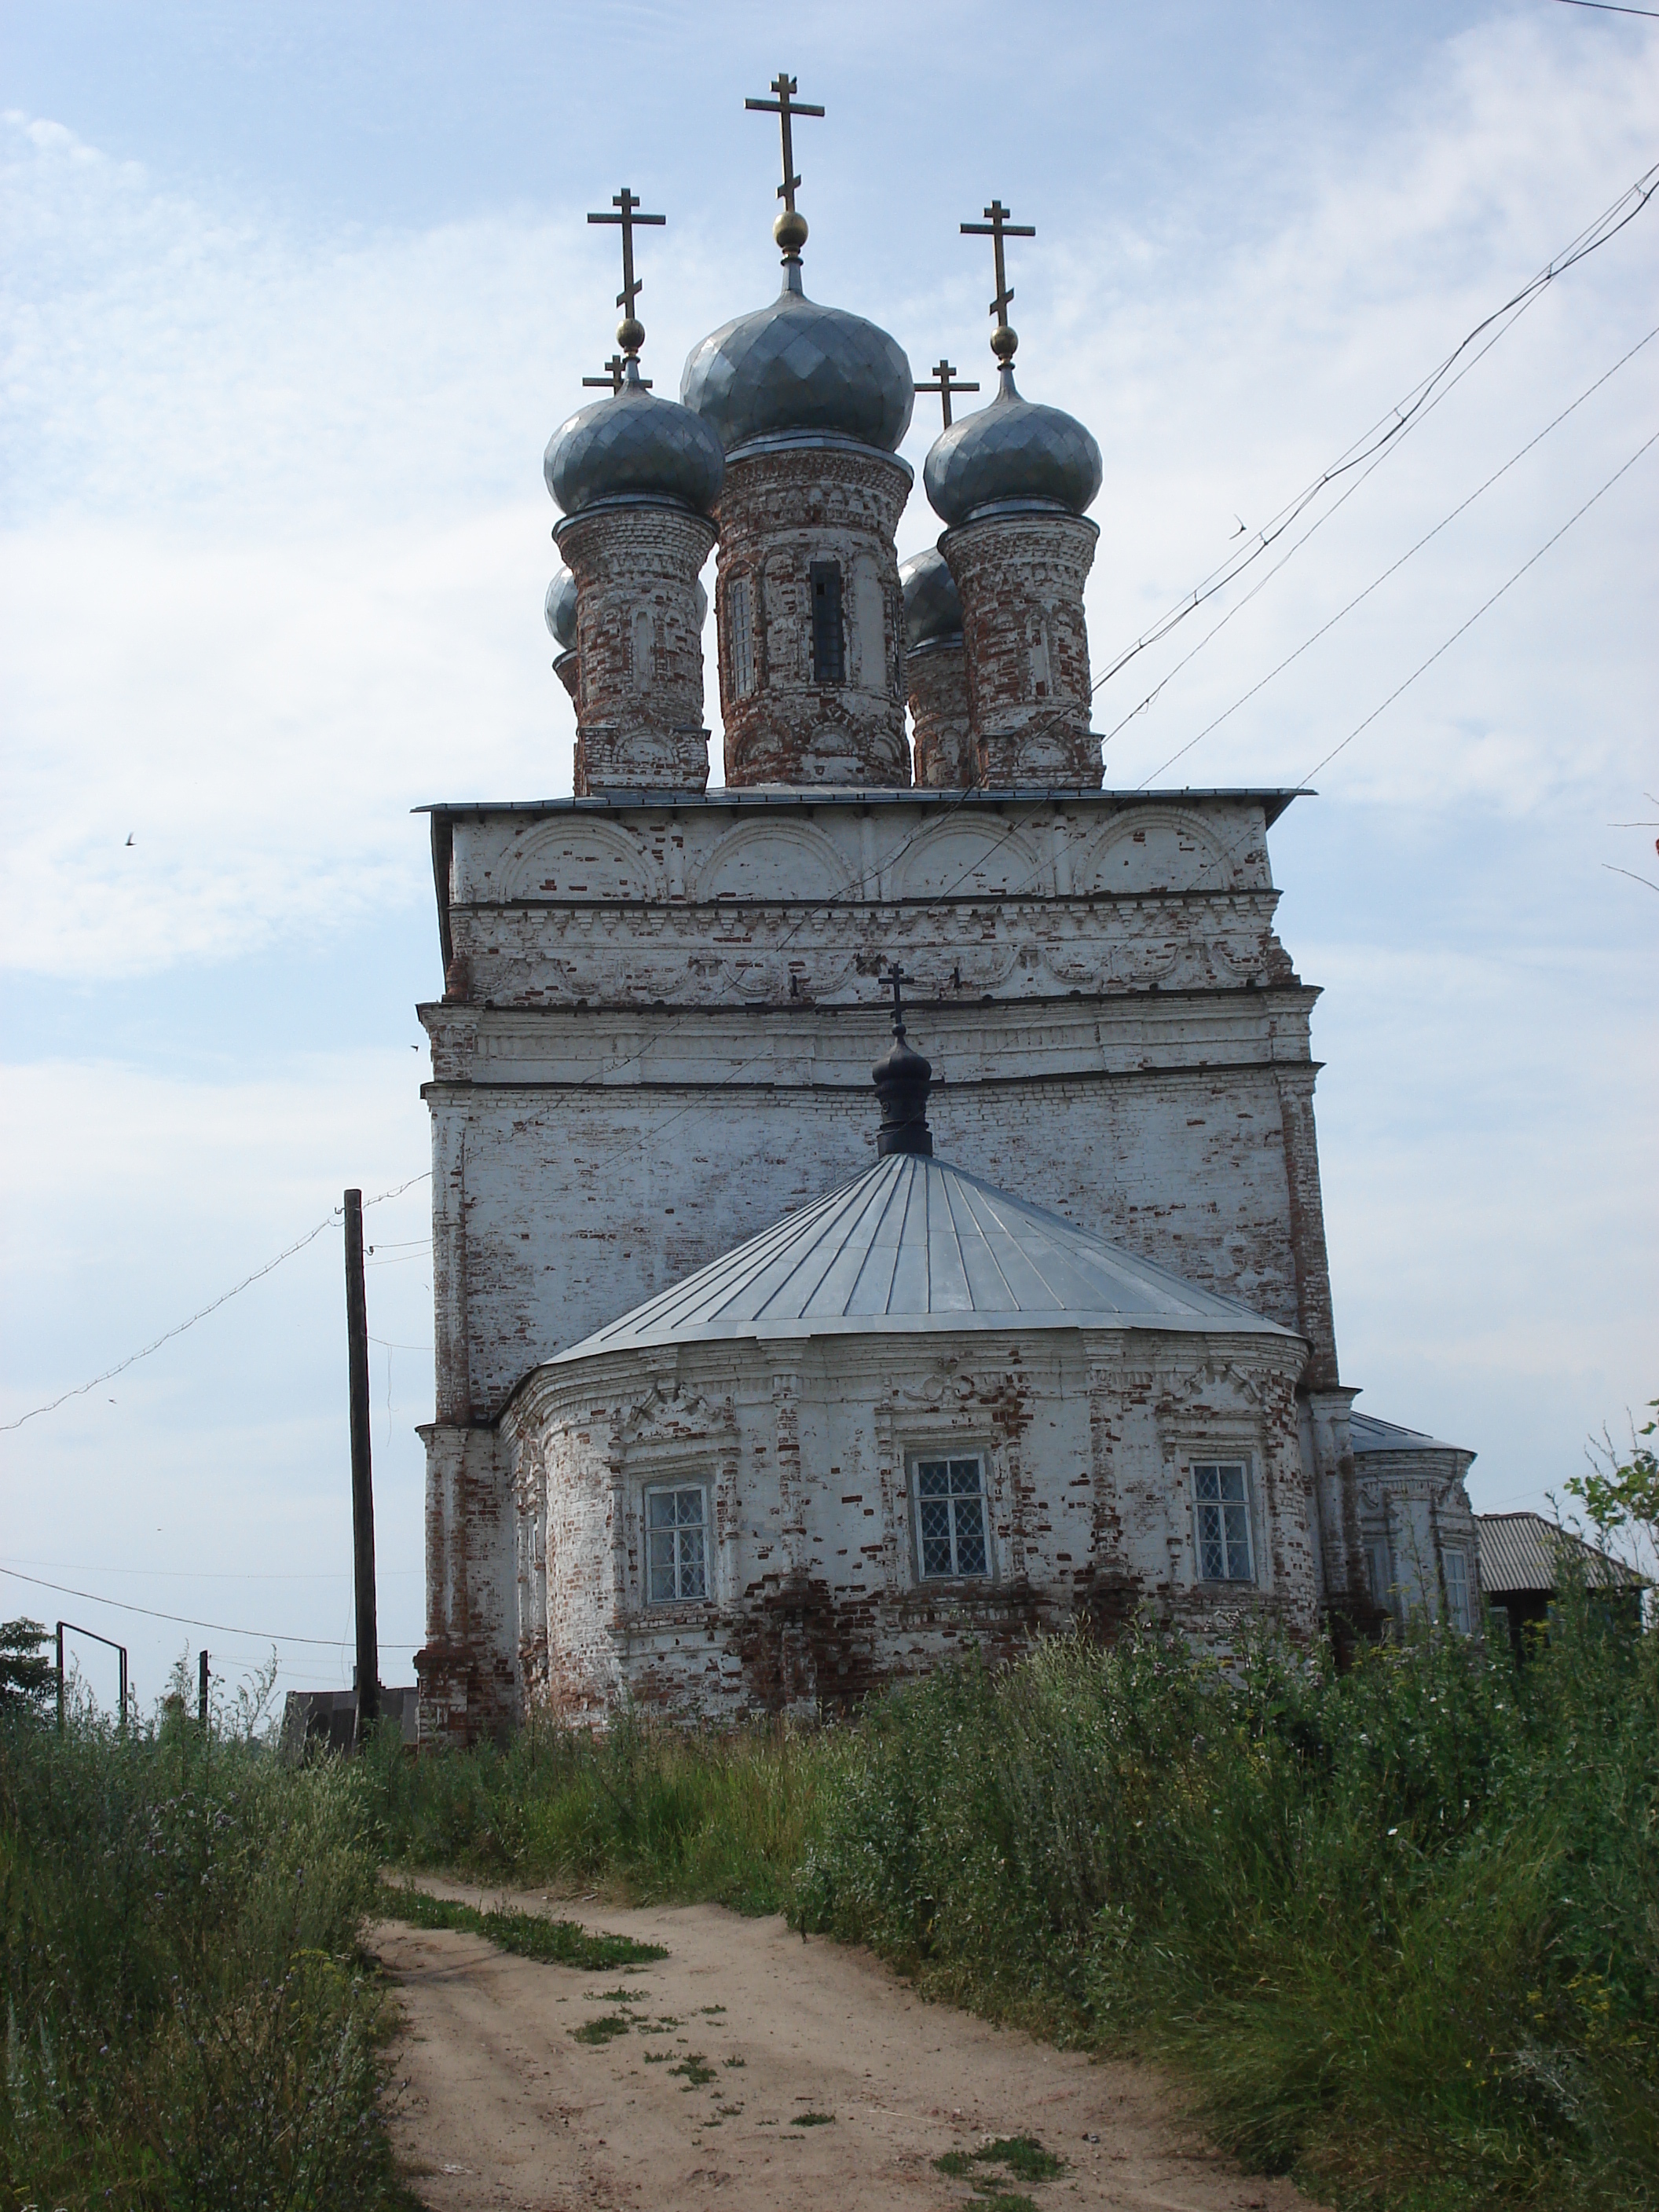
1475;1511;1646;1596
1350;1410;1469;1456
549;1151;1299;1363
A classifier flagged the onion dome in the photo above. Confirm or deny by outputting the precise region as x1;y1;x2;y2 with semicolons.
544;564;578;648
680;266;914;455
544;359;724;518
925;363;1102;528
899;546;962;650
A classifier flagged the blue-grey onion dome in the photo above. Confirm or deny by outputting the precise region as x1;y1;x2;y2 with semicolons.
899;547;962;650
924;364;1103;527
680;268;914;455
544;363;724;518
544;565;578;649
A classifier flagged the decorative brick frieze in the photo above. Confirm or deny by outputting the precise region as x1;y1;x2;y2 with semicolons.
712;438;912;786
554;499;716;794
906;637;976;787
941;507;1102;787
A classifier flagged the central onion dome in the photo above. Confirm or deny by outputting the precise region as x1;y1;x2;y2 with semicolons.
680;266;914;455
899;546;963;650
544;360;724;518
925;363;1103;528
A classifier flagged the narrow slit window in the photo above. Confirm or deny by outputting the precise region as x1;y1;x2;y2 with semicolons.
1193;1462;1254;1583
645;1484;709;1604
810;560;844;684
1442;1547;1471;1635
914;1455;990;1580
727;573;754;700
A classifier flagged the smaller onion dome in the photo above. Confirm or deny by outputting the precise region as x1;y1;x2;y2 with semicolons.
544;360;724;519
899;546;962;650
680;266;914;456
924;364;1102;529
544;564;578;649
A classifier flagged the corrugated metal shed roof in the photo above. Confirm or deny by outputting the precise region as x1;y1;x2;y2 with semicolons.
1351;1410;1469;1456
1475;1511;1646;1596
548;1151;1299;1364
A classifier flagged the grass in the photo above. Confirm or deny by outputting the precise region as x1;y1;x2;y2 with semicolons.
373;1877;664;1968
1;1683;416;2212
361;1587;1657;2212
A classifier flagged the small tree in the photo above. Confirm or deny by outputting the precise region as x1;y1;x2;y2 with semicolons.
0;1617;53;1711
1565;1397;1658;1594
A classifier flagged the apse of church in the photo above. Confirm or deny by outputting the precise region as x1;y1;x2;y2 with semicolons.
415;75;1478;1745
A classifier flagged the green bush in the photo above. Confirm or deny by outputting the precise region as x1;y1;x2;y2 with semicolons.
793;1600;1657;2210
1;1694;412;2211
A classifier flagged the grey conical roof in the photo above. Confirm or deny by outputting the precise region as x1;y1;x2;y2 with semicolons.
925;363;1103;527
548;1152;1296;1364
899;546;962;649
544;364;724;518
679;267;914;456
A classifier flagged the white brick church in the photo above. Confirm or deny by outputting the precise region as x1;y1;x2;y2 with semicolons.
413;85;1481;1744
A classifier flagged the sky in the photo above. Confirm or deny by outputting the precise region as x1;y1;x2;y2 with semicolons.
2;0;1655;1714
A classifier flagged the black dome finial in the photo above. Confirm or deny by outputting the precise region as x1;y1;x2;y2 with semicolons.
873;966;933;1157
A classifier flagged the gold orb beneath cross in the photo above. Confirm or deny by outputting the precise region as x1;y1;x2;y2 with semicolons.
991;324;1018;362
615;317;646;355
773;208;808;254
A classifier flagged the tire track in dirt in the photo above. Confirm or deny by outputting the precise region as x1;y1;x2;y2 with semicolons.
371;1875;1326;2212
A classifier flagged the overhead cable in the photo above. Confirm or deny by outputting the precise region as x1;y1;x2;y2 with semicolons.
0;1564;420;1648
1;1170;430;1434
1090;159;1659;703
1134;321;1659;785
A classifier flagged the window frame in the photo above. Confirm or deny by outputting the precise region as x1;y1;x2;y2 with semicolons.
641;1478;712;1610
727;572;755;701
1190;1457;1258;1586
908;1450;994;1584
1441;1545;1471;1635
809;559;845;685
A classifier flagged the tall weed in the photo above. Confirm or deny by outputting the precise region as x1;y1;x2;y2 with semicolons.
0;1699;409;2210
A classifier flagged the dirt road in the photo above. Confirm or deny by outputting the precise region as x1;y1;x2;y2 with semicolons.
370;1877;1323;2212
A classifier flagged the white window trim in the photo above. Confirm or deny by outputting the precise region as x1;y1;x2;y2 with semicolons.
1189;1456;1258;1587
640;1476;714;1610
1441;1545;1472;1635
907;1448;996;1585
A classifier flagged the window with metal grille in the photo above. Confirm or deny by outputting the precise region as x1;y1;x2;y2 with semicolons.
1193;1462;1254;1582
810;560;844;684
645;1484;709;1604
1442;1547;1471;1634
1368;1538;1395;1614
914;1455;990;1580
727;573;754;699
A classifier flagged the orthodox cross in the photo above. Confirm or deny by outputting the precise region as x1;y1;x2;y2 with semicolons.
915;357;980;430
587;186;665;328
961;199;1035;338
885;964;910;1038
745;71;824;212
582;353;651;394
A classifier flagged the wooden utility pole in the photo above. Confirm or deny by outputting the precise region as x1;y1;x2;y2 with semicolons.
343;1188;380;1733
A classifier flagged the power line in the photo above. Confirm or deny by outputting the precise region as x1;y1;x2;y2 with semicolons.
1089;159;1659;706
1133;322;1659;785
1550;1;1659;17
1;1170;430;1435
0;1565;421;1648
1302;421;1658;783
1144;420;1659;906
